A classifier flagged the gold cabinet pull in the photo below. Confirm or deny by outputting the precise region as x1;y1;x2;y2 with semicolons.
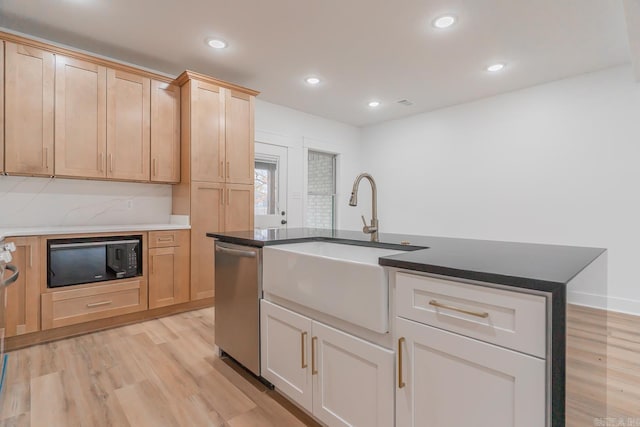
226;161;230;179
150;256;154;274
428;300;489;318
152;158;157;177
221;188;225;206
398;337;406;389
301;331;308;369
87;300;112;308
227;189;230;206
311;336;318;375
158;236;173;242
99;153;104;172
220;161;224;178
109;153;113;173
44;147;48;169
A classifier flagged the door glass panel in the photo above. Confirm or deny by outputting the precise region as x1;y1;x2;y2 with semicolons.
255;160;277;215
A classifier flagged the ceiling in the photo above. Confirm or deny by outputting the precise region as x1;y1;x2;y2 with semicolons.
0;0;633;126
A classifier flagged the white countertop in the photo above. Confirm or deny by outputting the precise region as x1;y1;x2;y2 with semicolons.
0;223;190;240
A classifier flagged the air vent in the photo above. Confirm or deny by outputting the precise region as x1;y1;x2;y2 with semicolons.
397;99;414;106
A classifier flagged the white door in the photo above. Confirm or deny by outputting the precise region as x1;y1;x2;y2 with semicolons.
312;321;394;427
396;317;546;427
254;142;287;229
260;300;313;412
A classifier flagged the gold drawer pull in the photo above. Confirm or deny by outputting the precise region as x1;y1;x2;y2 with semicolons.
311;336;318;375
428;300;489;318
398;337;406;389
158;237;174;242
86;300;112;308
301;331;308;369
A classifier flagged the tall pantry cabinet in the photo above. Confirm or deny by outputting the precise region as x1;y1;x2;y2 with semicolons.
173;71;258;301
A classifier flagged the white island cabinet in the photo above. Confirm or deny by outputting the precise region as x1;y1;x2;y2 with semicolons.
261;300;394;427
394;272;548;427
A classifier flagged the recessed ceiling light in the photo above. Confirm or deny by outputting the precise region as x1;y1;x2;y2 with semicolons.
486;63;506;72
207;39;227;49
305;77;321;85
433;15;457;29
368;101;381;108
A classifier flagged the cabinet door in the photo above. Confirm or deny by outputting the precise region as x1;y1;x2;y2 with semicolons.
4;42;55;176
396;317;546;427
190;181;224;300
148;244;189;309
225;90;254;184
150;80;180;183
225;183;254;232
260;300;313;412
3;237;40;337
190;80;224;182
312;321;394;427
106;69;150;181
55;55;107;178
0;42;3;173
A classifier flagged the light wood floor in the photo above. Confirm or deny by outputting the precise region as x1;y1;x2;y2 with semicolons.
566;304;640;426
0;308;320;427
0;304;638;426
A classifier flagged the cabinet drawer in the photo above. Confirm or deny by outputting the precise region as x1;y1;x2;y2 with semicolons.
41;279;147;329
395;272;546;358
149;230;182;248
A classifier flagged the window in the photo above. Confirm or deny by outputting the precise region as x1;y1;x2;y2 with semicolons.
306;151;336;229
255;159;277;215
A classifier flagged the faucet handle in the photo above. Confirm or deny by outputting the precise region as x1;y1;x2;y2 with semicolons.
361;215;368;228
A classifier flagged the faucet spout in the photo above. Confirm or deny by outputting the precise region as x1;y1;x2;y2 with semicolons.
349;173;379;242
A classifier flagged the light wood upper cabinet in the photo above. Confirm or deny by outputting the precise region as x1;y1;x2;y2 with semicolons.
3;237;41;338
225;90;254;185
106;69;150;181
55;55;107;178
190;80;224;182
151;80;180;183
4;42;55;176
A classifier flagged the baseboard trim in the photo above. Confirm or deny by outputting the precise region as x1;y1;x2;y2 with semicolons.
568;291;640;316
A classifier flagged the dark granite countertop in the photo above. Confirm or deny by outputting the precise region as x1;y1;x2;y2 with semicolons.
207;228;605;292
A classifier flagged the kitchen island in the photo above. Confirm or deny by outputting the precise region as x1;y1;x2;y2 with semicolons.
208;228;607;427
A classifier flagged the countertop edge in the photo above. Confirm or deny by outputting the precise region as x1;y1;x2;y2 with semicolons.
1;224;191;239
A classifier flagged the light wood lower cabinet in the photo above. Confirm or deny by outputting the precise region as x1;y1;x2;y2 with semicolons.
41;279;147;329
190;182;224;300
2;237;40;337
395;317;546;427
190;182;253;301
148;230;189;308
260;300;394;427
0;41;4;173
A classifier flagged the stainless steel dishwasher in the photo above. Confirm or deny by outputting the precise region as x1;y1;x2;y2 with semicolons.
214;241;262;376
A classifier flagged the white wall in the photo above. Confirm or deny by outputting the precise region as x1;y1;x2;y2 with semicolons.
0;176;172;227
254;99;362;230
360;65;640;314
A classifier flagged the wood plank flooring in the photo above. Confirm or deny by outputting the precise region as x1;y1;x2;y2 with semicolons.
0;304;638;426
0;308;320;427
566;304;640;426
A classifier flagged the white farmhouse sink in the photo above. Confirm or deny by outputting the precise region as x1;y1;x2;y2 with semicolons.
262;241;405;333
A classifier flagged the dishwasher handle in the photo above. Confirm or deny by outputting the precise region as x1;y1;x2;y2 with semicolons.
215;245;257;258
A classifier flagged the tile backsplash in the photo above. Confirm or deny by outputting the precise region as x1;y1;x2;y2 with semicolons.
0;176;172;227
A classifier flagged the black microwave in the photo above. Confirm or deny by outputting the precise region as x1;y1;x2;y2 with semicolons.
47;235;142;288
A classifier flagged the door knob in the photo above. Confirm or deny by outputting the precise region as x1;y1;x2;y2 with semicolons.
281;211;286;216
281;219;287;225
